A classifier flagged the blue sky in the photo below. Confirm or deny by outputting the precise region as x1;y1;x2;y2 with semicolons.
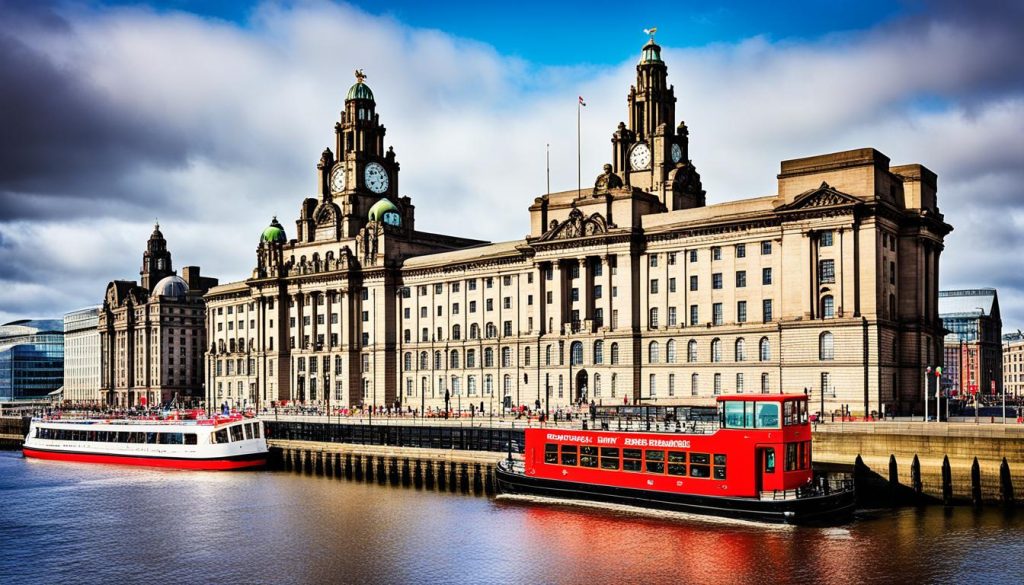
2;0;1024;329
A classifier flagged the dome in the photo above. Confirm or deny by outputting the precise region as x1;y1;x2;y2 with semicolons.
261;216;287;244
152;275;189;298
639;39;662;64
346;81;374;101
368;198;398;222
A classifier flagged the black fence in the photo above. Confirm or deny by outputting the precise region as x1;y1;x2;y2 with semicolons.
265;421;525;454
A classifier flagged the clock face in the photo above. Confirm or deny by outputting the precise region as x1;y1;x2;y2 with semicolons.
364;162;389;194
330;165;346;193
630;143;651;170
671;143;683;164
382;211;401;226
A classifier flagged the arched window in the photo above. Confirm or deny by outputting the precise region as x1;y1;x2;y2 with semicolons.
570;341;583;366
403;352;412;370
450;350;460;369
691;373;699;396
759;337;770;362
819;331;835;360
594;340;604;364
419;351;428;370
451;376;461;396
761;372;770;394
735;338;746;362
711;338;722;362
649;341;660;364
822;295;834;319
452;324;461;340
485;374;493;395
503;374;512;396
666;340;676;363
545;345;552;366
484;348;494;368
470;324;479;340
485;323;497;338
502;347;512;367
687;340;697;363
466;349;476;368
467;375;477;395
649;307;659;328
434;351;442;370
594;374;602;397
611;343;620;365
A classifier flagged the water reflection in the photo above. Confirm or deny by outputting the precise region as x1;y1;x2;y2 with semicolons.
1;452;1021;585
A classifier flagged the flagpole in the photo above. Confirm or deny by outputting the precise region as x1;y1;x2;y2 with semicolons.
577;98;581;197
546;143;550;195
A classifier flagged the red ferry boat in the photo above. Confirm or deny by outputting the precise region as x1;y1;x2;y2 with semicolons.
496;394;855;525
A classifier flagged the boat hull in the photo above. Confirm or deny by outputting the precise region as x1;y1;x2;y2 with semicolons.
23;447;267;470
495;461;855;525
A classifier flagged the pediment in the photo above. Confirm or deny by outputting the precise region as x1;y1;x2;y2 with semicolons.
538;207;608;241
776;182;861;212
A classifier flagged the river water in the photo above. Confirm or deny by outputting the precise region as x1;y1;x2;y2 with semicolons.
1;451;1021;585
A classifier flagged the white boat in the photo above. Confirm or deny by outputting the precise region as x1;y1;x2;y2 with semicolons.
23;414;268;470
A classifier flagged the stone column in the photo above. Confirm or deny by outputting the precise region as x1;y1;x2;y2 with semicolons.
605;255;614;330
579;258;590;332
552;261;564;334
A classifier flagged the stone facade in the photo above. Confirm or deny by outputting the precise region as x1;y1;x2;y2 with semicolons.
63;306;101;403
99;225;218;407
206;40;951;416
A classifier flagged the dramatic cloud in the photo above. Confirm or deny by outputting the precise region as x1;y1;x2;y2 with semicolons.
1;0;1023;328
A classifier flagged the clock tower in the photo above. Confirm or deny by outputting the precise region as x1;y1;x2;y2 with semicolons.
299;69;411;243
611;33;704;211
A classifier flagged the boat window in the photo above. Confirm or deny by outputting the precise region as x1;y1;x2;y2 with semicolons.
115;432;128;443
714;466;727;480
785;443;798;471
158;433;184;445
560;445;578;466
184;434;198;445
668;457;687;476
645;450;665;474
714;454;727;466
600;447;620;470
544;444;558;463
244;424;253;441
668;451;686;463
783;401;796;426
798;400;808;424
230;425;245;442
690;464;710;478
622;449;642;472
146;432;157;444
252;424;261;439
723;401;745;428
764;448;776;473
580;446;598;468
214;429;229;444
691;453;710;465
755;402;780;428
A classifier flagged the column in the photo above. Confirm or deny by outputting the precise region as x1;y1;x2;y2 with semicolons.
579;257;590;332
551;261;564;334
605;254;614;330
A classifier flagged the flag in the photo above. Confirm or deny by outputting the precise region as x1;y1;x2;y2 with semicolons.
578;96;586;107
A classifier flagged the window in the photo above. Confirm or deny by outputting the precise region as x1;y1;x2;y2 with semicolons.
611;343;620;365
594;341;604;364
452;303;460;315
890;261;896;285
736;373;744;393
666;339;676;363
569;265;579;279
546;292;553;304
649;341;660;364
711;338;722;362
466;349;476;368
819;332;835;360
691;373;699;396
668;278;676;293
452;324;461;340
736;243;746;258
503;321;512;336
484;348;494;368
594;308;604;327
594;285;602;299
712;273;723;289
435;283;443;294
469;324;479;339
735;338;746;362
503;275;512;286
594;374;602;397
712;246;722;261
712;303;723;326
649;254;658;267
649;308;659;328
434;351;442;370
736;271;746;288
763;299;773;322
419;352;428;370
762;267;772;285
690;276;698;291
650;279;659;294
502;347;512;367
821;372;832;397
761;373;770;394
819;259;835;284
820;230;833;247
668;306;677;326
687;340;697;363
404;352;412;371
759;337;770;362
571;288;579;302
545;345;552;366
668;373;676;397
737;301;747;323
761;241;772;255
690;305;698;326
469;301;477;313
822;295;834;318
525;347;531;366
714;373;722;395
593;263;602;277
689;250;697;262
649;374;657;397
668;252;676;265
420;307;427;318
486;299;493;311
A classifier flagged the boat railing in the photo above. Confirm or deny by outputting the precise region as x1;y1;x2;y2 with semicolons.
761;476;855;501
588;418;719;435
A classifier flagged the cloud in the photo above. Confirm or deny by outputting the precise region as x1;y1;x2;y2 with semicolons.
1;0;1024;331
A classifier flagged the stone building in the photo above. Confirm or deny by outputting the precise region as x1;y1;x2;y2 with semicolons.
1002;331;1024;401
938;288;1002;399
99;224;218;407
63;306;101;404
206;39;951;416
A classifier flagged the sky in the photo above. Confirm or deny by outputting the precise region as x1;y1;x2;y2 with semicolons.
2;0;1024;330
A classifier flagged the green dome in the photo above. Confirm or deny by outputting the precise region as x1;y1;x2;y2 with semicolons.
346;81;374;101
261;216;287;244
639;40;662;64
368;198;399;222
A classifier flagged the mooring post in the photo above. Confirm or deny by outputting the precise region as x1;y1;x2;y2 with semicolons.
942;455;953;505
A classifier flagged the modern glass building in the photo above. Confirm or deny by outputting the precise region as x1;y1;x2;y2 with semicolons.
0;319;64;402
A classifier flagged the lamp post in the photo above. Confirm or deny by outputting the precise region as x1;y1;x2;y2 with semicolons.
924;366;931;422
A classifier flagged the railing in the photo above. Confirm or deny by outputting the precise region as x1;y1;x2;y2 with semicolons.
761;476;854;501
265;421;525;454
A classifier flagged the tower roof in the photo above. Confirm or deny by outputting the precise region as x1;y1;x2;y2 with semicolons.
261;216;287;243
639;39;663;64
346;68;375;101
368;198;398;222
